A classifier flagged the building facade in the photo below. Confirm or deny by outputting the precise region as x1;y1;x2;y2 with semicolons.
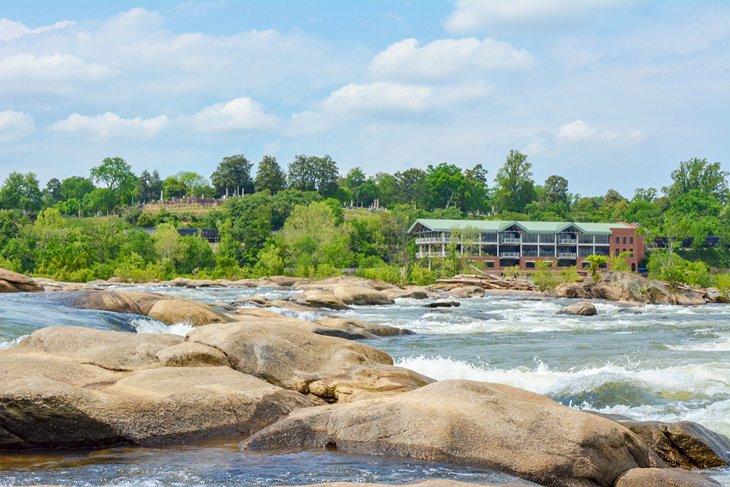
409;219;644;272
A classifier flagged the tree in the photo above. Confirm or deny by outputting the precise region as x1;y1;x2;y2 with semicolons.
633;187;657;203
177;171;211;197
136;170;162;202
425;163;466;210
287;154;340;197
543;175;569;205
395;168;428;208
224;192;274;265
162;176;186;199
60;176;95;201
90;157;135;191
255;155;286;194
344;167;367;206
374;173;399;207
44;178;62;204
494;150;536;213
0;172;43;212
665;157;728;204
461;164;490;214
211;154;254;197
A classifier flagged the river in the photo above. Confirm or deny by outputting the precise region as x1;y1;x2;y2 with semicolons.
1;286;729;486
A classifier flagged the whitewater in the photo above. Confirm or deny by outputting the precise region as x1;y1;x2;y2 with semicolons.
1;286;729;485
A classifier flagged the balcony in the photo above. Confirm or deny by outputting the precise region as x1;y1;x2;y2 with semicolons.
415;237;446;244
558;238;577;245
501;237;522;244
500;252;521;258
558;252;577;259
416;251;446;258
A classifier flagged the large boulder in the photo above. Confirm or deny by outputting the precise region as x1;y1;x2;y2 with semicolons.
383;287;432;300
0;328;321;450
147;298;228;326
0;268;43;293
619;420;730;469
444;285;486;298
614;468;721;487
245;380;662;487
293;290;350;310
333;285;395;306
287;481;534;487
314;317;414;339
186;321;428;401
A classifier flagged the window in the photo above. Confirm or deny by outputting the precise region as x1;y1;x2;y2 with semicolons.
615;249;620;256
622;236;627;244
615;236;619;244
485;261;494;268
629;236;634;244
526;261;535;269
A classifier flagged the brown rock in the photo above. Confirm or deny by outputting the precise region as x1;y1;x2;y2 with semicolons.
564;301;597;316
287;481;534;487
245;380;662;487
147;298;228;326
383;287;432;300
0;268;43;293
293;290;350;310
333;285;395;306
444;285;486;298
614;468;721;487
155;342;230;367
314;317;414;339
426;300;461;308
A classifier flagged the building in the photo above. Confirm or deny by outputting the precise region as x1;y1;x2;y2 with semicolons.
409;219;644;272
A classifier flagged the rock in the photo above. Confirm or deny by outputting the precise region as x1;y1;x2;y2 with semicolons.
287;481;535;487
0;328;321;450
147;298;228;326
673;290;707;306
155;342;230;367
314;317;414;339
333;285;395;306
267;275;308;287
426;300;461;308
186;321;425;400
444;286;486;298
245;380;662;487
66;290;144;315
614;468;721;487
620;420;730;469
14;326;182;371
293;290;350;310
307;364;434;402
0;268;43;293
704;287;730;304
565;301;597;316
383;287;432;300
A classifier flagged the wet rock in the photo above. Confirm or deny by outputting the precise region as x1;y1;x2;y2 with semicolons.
333;285;395;306
155;342;230;367
620;420;730;469
564;301;597;316
293;290;350;310
383;287;432;300
614;468;721;487
314;317;414;339
245;380;662;487
426;300;461;308
0;268;43;293
287;481;536;487
186;321;425;400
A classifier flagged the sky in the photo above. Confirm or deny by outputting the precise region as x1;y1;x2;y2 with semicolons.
0;0;728;197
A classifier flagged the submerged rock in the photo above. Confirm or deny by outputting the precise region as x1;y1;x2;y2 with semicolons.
0;268;43;293
245;380;662;487
427;300;461;308
614;468;721;486
564;301;597;316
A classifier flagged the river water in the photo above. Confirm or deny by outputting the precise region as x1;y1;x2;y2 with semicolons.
1;286;729;486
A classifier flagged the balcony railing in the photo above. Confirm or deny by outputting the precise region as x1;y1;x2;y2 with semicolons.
500;252;521;258
416;251;446;258
415;237;447;244
558;238;577;244
501;237;521;244
558;252;577;259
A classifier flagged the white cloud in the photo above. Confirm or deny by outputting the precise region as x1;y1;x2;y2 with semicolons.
184;97;278;132
0;110;34;142
444;0;625;32
557;120;646;144
370;37;534;81
323;82;433;116
50;112;168;138
0;53;113;81
0;18;74;42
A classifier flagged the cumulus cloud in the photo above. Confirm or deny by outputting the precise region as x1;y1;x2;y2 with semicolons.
370;37;534;81
0;110;34;142
444;0;624;32
0;53;113;81
557;120;646;144
0;18;74;42
183;97;278;132
50;112;168;138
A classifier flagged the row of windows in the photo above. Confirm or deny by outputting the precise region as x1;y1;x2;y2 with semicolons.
615;236;634;244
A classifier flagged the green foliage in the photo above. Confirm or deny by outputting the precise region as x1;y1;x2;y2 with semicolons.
0;172;43;212
529;260;581;291
647;250;711;288
503;265;521;280
211;154;254;197
494;150;536;213
255;155;286;194
609;251;632;272
287;154;339;197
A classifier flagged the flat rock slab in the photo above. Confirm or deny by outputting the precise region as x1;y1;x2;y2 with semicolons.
614;468;721;486
0;268;43;293
245;380;662;487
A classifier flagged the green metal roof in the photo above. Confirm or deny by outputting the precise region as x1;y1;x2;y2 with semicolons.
408;219;634;235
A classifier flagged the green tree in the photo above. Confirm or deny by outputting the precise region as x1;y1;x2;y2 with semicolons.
461;164;490;214
426;163;466;210
163;176;187;199
255;155;286;194
224;192;274;265
543;175;569;205
60;176;95;201
90;157;136;191
211;154;254;197
344;167;367;206
136;170;162;202
0;172;43;212
665;157;728;204
177;171;211;197
43;178;63;205
287;154;340;197
375;172;398;207
395;168;428;208
152;223;181;260
494;150;536;213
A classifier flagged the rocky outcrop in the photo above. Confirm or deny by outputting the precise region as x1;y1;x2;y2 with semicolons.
0;268;44;293
618;420;730;469
333;285;395;305
293;290;350;310
614;468;721;486
0;326;321;450
564;301;597;316
443;285;486;298
61;289;228;326
187;321;430;402
383;287;433;300
245;380;662;487
427;300;461;308
314;317;414;339
286;481;535;487
553;272;709;306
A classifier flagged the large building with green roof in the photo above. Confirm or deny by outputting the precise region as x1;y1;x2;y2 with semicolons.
408;219;644;272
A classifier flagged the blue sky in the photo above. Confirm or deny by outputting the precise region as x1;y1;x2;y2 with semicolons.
0;0;728;197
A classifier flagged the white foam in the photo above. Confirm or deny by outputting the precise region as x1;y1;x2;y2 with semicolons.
667;336;730;352
130;318;193;336
0;335;28;350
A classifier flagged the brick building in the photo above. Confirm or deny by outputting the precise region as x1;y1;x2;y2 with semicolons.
409;219;644;272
